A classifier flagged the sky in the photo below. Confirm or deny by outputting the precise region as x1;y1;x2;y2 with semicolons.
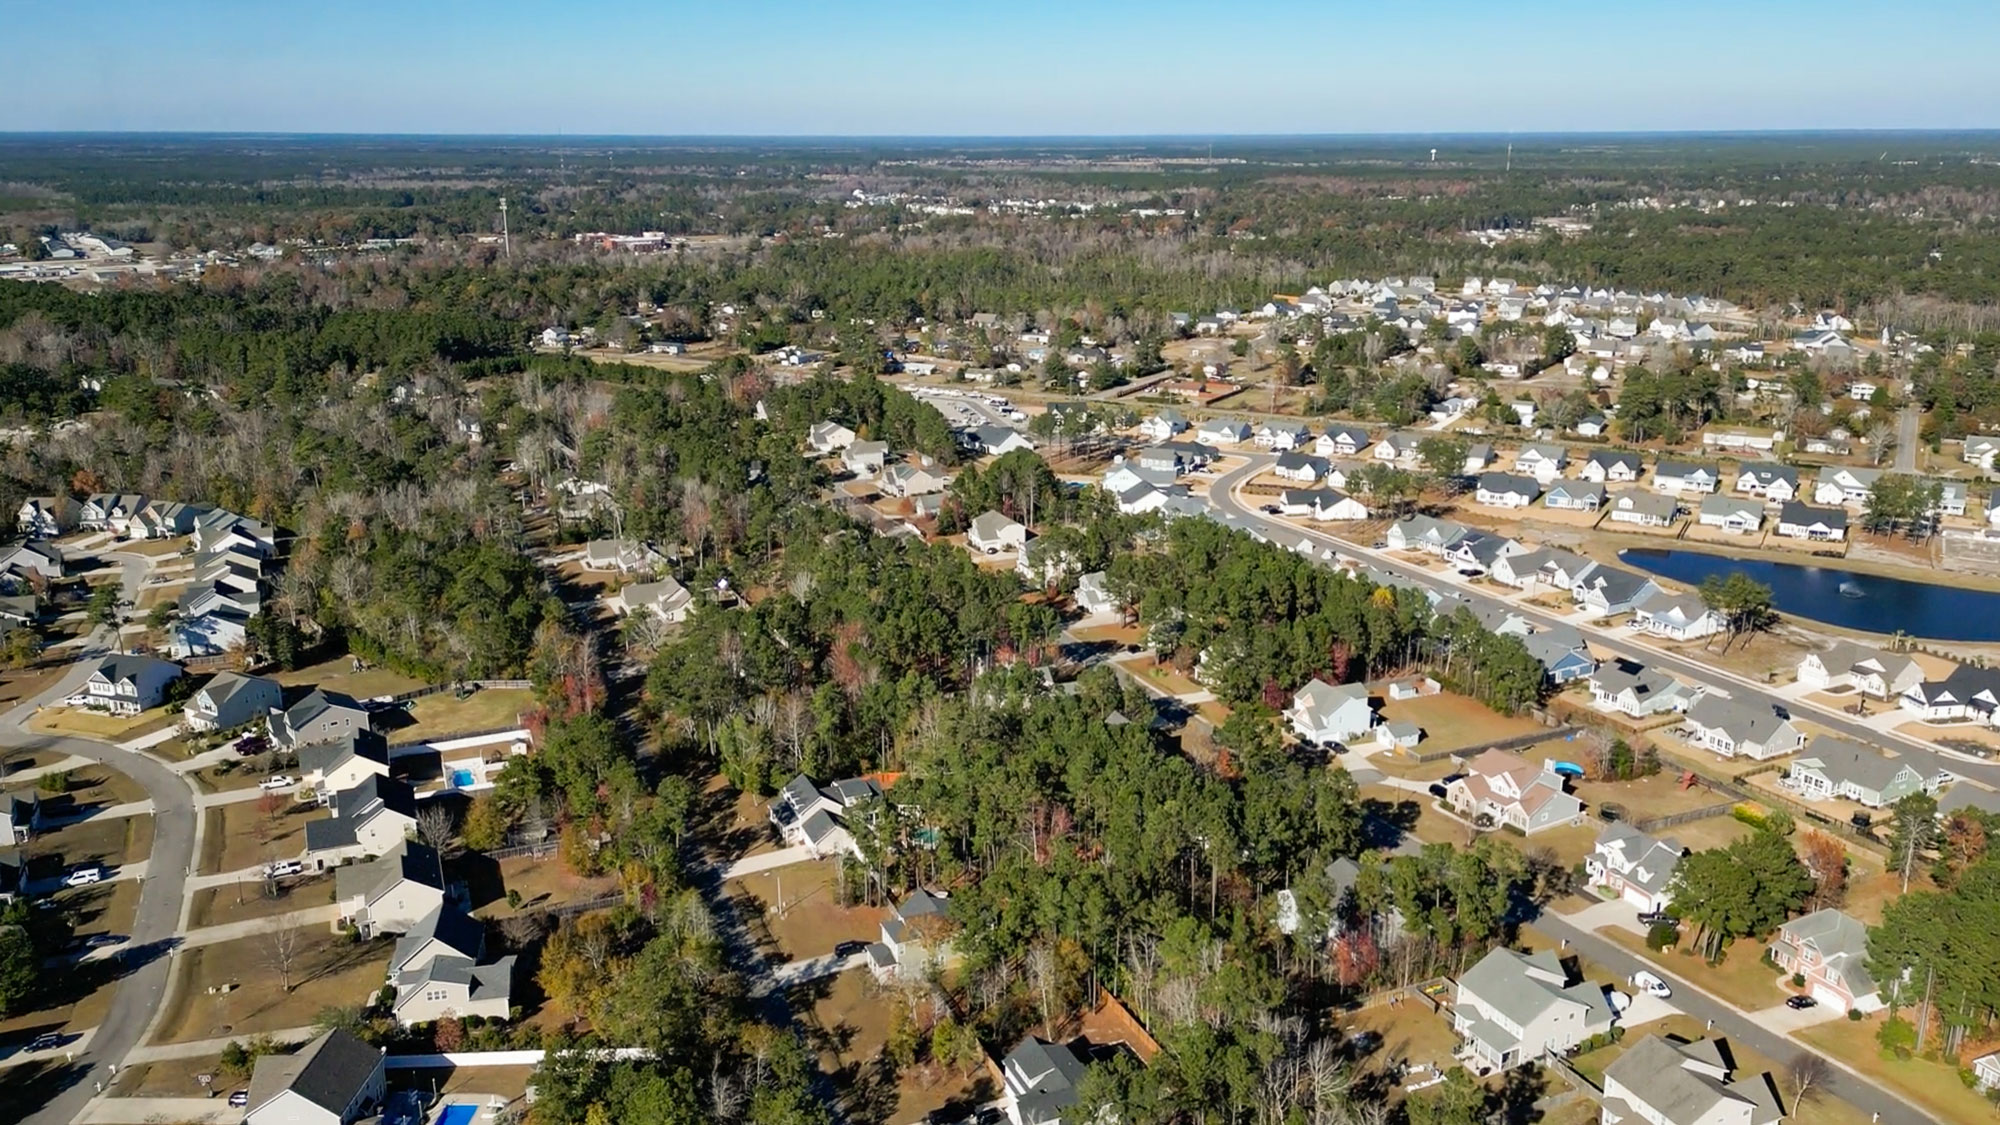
5;0;1997;135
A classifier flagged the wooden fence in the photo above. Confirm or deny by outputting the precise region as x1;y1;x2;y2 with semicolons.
1632;799;1740;834
1399;724;1577;766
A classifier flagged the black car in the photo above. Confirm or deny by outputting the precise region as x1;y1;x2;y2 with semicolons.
1426;783;1449;800
1785;995;1817;1010
228;1090;250;1108
833;940;869;958
1636;911;1678;927
26;1032;62;1051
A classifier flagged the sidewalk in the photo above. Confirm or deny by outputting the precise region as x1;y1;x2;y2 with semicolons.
123;1027;316;1064
184;864;269;893
751;949;867;996
195;786;276;809
178;904;341;948
0;1027;97;1070
43;799;154;828
25;860;147;896
1;753;93;786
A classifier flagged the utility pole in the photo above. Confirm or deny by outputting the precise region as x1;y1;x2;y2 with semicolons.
498;198;511;260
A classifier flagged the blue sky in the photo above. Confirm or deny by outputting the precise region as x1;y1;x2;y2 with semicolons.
5;0;1995;134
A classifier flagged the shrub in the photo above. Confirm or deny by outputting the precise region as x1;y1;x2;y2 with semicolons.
1646;923;1679;952
1848;1008;1863;1021
37;770;70;794
506;889;522;909
1877;1015;1917;1057
1791;973;1806;988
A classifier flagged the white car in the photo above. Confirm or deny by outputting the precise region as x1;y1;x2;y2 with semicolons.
265;859;303;879
259;775;296;791
63;866;105;887
1631;970;1672;999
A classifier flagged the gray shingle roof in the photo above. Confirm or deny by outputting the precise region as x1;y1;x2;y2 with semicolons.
245;1028;381;1118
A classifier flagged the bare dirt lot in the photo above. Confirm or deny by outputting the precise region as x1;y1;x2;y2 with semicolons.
726;863;882;964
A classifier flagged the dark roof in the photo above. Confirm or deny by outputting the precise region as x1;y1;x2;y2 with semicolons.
391;906;486;974
333;839;445;906
1779;501;1848;531
1003;1036;1090;1123
245;1028;381;1118
283;688;368;732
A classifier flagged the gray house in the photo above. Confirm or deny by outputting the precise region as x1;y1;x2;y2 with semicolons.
183;671;283;733
1452;946;1613;1071
1001;1036;1092;1125
1789;735;1930;808
270;689;373;751
244;1028;386;1125
1600;1035;1783;1125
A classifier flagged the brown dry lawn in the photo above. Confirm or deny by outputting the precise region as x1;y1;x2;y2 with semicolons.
191;759;275;794
1571;770;1741;824
197;801;326;876
0;664;74;711
1359;784;1477;849
0;965;121;1042
1119;654;1206;699
116;1053;233;1099
59;877;141;939
191;876;337;929
470;855;616;921
1645;629;1808;687
796;971;991;1125
726;863;882;963
1343;999;1461;1078
1070;622;1142;646
156;931;394;1044
1378;692;1545;753
1600;929;1789;1012
1800;1015;2000;1125
386;1063;539;1102
274;655;427;700
33;809;153;874
26;706;179;742
396;688;533;742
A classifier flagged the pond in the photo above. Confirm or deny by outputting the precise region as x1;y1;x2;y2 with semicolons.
1618;548;2000;642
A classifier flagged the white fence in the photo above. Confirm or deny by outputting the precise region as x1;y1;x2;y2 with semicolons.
388;1047;651;1069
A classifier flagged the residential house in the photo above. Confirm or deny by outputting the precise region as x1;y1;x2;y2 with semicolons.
842;440;889;477
1522;626;1598;685
297;730;392;799
1702;428;1781;454
389;907;515;1026
15;497;78;538
1580;450;1643;484
768;774;884;860
1964;436;2000;472
1652;460;1719;495
0;540;64;581
1936;479;1970;517
303;774;418;870
1385;514;1471;556
969;425;1036;456
271;689;372;752
1016;539;1078;587
1272;451;1329;484
1768;909;1885;1012
1573;567;1662;617
1445;533;1525;575
1796;642;1922;699
1461;441;1495;474
1196;418;1250;445
1254;420;1309;450
1451;946;1614;1071
1589;660;1693;717
580;538;663;573
1543;480;1606;512
1587;824;1686;913
867;889;955;981
333;840;447;937
1734;463;1800;503
1491;547;1596;592
1575;413;1608;438
1684;693;1805;760
607;576;694;624
1444;748;1584;835
808;421;858;454
1474;472;1541;509
1599;1036;1784;1125
1287;679;1375;746
1789;735;1929;808
1075;571;1119;616
190;509;278;556
1697;495;1765;534
69;654;181;715
1000;1037;1092;1125
243;1028;386;1125
80;493;148;535
1814;466;1883;508
1513;443;1568;483
1900;664;2000;724
1774;501;1847;542
967;511;1028;556
182;671;282;732
1375;432;1421;465
1632;590;1726;641
0;848;25;903
1137;409;1188;442
0;792;40;844
1606;490;1678;529
166;593;254;659
1316;425;1372;458
133;500;213;540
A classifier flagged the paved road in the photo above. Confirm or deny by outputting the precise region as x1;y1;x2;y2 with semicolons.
1535;911;1933;1125
1207;456;2000;792
2;551;202;1125
1204;457;1939;1123
1895;398;1920;474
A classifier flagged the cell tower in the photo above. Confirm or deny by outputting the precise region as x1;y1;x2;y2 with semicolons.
498;197;511;259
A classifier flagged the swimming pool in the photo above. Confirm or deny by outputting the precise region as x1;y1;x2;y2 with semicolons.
436;1104;477;1125
450;769;476;789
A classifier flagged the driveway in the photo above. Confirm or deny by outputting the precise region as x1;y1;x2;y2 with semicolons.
715;844;819;880
750;949;869;997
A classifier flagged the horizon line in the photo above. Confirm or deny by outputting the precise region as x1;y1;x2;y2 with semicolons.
2;127;1999;143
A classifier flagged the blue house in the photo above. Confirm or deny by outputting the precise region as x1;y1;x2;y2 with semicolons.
1523;626;1597;685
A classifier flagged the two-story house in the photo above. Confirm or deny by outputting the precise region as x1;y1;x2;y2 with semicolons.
303;774;418;870
867;889;956;982
1287;679;1375;746
1600;1035;1784;1125
270;689;373;752
1452;946;1613;1071
182;671;283;733
333;840;448;938
1768;908;1884;1013
768;774;884;860
69;654;182;716
244;1028;386;1125
967;511;1028;556
1443;749;1584;835
1586;824;1686;914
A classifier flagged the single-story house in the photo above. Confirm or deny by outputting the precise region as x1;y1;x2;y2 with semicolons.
1697;495;1765;534
1590;660;1693;717
1197;418;1251;445
1652;460;1719;495
1075;571;1119;616
808;421;858;454
1543;480;1606;512
1606;490;1678;528
1522;626;1597;684
842;440;890;477
1790;735;1931;808
1900;664;2000;724
1683;693;1805;760
1814;467;1883;508
1774;501;1847;542
1474;472;1541;509
1631;590;1726;641
1734;463;1800;503
1797;642;1922;699
1580;450;1643;484
1513;443;1568;483
1572;566;1662;617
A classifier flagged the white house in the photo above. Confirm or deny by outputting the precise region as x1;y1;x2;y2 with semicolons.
1599;1035;1784;1125
1964;436;2000;472
15;497;78;538
1652;460;1719;495
1789;735;1931;808
1255;420;1309;450
1775;501;1847;542
68;654;182;715
1734;463;1799;502
1138;409;1188;442
843;440;889;477
768;774;883;860
1589;660;1693;717
1197;418;1250;446
581;538;664;573
243;1029;386;1125
1444;748;1584;835
1587;824;1686;914
1287;679;1374;746
808;421;858;454
333;840;447;938
1451;947;1613;1072
608;576;694;624
1796;642;1922;700
1606;490;1678;528
1512;443;1568;484
967;511;1028;555
1074;571;1119;616
1631;590;1725;641
1316;425;1372;458
303;774;418;870
1814;466;1882;508
1579;451;1642;484
1474;472;1540;509
1697;495;1764;534
1683;693;1805;760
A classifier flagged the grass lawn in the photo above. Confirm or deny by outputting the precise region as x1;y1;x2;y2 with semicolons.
156;931;394;1044
274;655;427;700
1378;692;1545;753
19;763;149;811
113;536;190;558
0;664;69;711
59;877;140;939
31;811;153;876
726;863;882;963
1663;816;1755;853
1571;770;1742;825
1600;929;1788;1011
393;688;533;742
388;1063;539;1103
1343;1000;1461;1079
1069;622;1141;646
191;758;274;794
197;800;326;876
1365;753;1459;783
793;971;992;1125
1839;866;1903;926
26;705;180;742
1800;1015;1997;1125
115;1053;235;1099
468;854;616;920
1358;784;1478;849
190;876;337;929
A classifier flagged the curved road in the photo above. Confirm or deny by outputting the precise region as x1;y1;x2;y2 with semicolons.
2;557;199;1125
1208;456;1937;1124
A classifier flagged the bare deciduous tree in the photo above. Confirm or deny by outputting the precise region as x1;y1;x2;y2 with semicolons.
264;919;305;992
415;805;458;854
1786;1051;1832;1107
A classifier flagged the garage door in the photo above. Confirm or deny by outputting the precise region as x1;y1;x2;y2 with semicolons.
1621;886;1654;911
1810;982;1846;1009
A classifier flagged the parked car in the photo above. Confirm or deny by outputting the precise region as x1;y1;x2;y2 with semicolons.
1427;783;1449;800
833;940;868;958
26;1032;62;1052
1636;911;1677;927
228;1090;249;1107
83;933;123;948
259;775;296;791
62;866;104;887
265;860;304;879
1630;970;1672;999
1785;995;1817;1010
